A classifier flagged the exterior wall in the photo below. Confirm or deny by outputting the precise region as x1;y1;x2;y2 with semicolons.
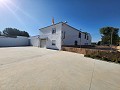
0;36;29;47
80;33;91;45
86;33;92;45
30;36;40;47
38;22;92;50
40;23;62;50
61;23;91;46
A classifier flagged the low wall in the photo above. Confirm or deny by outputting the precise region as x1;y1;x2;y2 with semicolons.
62;47;110;55
0;36;29;47
62;45;93;48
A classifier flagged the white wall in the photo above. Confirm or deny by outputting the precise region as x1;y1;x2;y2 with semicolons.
40;23;62;50
62;23;91;46
0;36;29;47
80;33;91;45
30;36;40;47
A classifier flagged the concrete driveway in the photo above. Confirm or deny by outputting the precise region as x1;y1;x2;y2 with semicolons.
0;47;120;90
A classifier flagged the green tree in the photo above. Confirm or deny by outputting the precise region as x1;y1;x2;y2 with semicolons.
20;31;29;37
100;27;119;45
3;28;29;37
97;41;102;45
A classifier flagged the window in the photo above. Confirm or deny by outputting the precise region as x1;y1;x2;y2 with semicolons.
87;36;89;40
79;32;81;38
85;34;86;39
52;40;56;46
52;28;56;34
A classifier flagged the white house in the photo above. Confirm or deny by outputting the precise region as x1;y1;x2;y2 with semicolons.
37;22;91;50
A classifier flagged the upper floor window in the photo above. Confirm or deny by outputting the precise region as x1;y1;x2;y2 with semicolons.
87;36;89;40
85;34;87;39
52;28;56;34
79;32;81;38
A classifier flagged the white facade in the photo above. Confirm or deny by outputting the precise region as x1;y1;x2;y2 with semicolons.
40;23;62;50
0;36;29;47
38;22;91;50
30;35;40;47
62;23;91;46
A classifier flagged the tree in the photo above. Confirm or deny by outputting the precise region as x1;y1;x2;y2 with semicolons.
100;27;119;45
118;37;120;45
3;28;30;37
20;31;29;37
97;41;102;45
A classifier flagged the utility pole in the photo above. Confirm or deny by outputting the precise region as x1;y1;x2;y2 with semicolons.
80;37;82;48
38;36;40;48
80;29;82;48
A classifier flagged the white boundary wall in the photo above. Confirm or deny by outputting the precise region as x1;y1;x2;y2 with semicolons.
0;36;29;47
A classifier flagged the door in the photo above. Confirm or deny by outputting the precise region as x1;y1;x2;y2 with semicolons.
40;39;46;48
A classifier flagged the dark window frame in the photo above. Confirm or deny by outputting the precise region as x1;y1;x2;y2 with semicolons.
87;35;89;40
52;40;56;46
79;32;81;38
52;28;56;34
85;34;87;39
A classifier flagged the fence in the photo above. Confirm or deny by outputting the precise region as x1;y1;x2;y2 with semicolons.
0;36;29;47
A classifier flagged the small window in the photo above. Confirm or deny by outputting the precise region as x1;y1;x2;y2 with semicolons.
79;32;81;38
87;36;89;40
52;40;56;46
85;34;86;39
85;34;87;39
52;28;56;34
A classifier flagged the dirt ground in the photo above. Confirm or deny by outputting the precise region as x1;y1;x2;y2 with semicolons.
0;47;120;90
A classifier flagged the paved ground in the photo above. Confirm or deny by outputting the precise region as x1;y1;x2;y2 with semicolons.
117;46;120;52
0;47;120;90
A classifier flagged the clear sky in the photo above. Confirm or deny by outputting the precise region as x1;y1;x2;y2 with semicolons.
0;0;120;42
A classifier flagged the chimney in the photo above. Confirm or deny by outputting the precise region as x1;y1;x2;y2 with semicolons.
52;17;54;25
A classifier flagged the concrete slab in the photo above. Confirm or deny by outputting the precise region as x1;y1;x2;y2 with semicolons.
90;60;120;90
0;47;120;90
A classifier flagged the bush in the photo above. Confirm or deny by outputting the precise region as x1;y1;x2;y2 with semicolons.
85;51;120;64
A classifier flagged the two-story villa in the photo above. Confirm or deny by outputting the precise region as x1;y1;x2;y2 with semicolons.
34;22;91;50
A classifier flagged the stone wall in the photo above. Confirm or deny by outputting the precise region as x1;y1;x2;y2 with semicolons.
62;47;110;55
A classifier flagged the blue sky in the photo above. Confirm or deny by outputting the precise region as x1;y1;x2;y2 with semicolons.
0;0;120;42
